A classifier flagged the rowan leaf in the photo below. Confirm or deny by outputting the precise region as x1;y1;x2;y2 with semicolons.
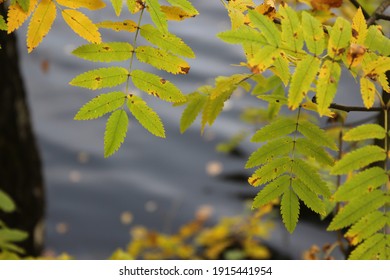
316;61;341;116
26;0;56;53
166;0;198;15
295;138;334;166
110;0;122;16
7;0;37;33
217;25;267;45
74;91;126;120
349;233;386;260
97;20;138;32
343;124;386;141
360;77;376;109
0;15;6;31
251;118;296;142
16;0;30;12
72;42;133;62
249;157;290;187
70;67;129;90
201;89;231;132
248;10;281;47
56;0;105;10
333;167;387;201
62;9;101;43
281;187;300;233
328;17;351;60
0;190;16;213
301;11;325;56
145;0;168;33
127;0;144;14
279;4;303;52
127;95;165;138
130;70;185;102
297;120;338;151
288;56;320;110
252;175;290;209
365;25;390;56
328;190;386;230
104;109;129;158
291;178;326;215
351;7;367;45
180;94;207;133
140;24;194;58
363;57;390;78
271;54;290;85
211;74;251;100
161;6;193;21
249;46;279;73
331;145;386;175
245;137;294;168
135;46;190;75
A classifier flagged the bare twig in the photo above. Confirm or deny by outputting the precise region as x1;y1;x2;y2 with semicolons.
348;0;370;19
367;0;390;26
328;103;385;112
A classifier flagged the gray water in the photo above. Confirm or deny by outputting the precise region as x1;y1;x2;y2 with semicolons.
15;1;352;259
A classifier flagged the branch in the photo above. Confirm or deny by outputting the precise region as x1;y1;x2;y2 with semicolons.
348;0;370;19
329;103;384;112
367;0;390;26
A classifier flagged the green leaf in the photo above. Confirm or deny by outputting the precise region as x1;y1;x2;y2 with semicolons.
180;94;207;133
70;67;129;90
110;0;122;16
249;46;279;73
348;233;386;260
295;138;334;166
145;0;168;33
251;118;296;142
74;91;126;120
135;46;190;75
245;137;294;169
297;120;338;151
343;124;386;141
127;95;165;138
292;159;331;197
331;145;386;175
131;70;185;102
333;167;387;201
345;211;387;246
0;15;7;31
281;187;300;233
328;17;351;60
166;0;198;15
365;25;390;56
301;11;325;56
0;228;28;242
316;61;341;116
0;190;16;213
217;26;267;45
211;74;251;100
249;157;291;187
328;190;386;230
256;94;287;105
72;42;133;62
248;10;281;47
140;24;195;58
291;178;326;215
104;109;129;157
252;175;290;209
288;55;320;110
279;4;303;52
16;0;30;12
271;55;290;86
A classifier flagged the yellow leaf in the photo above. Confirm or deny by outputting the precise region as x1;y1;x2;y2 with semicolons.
351;7;367;45
62;9;101;44
160;6;194;21
7;0;38;33
56;0;105;10
360;77;376;109
97;20;138;32
346;43;366;68
27;0;56;53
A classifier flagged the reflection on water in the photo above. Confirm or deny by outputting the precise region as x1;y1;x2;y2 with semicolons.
16;1;343;259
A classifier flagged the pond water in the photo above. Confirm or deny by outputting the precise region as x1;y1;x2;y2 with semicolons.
15;1;353;259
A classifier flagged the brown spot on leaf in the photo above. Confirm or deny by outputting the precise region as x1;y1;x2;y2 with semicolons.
95;77;101;81
180;67;190;74
103;46;110;51
160;79;166;84
352;28;359;39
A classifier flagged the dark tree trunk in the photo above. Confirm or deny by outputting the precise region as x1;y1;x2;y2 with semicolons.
0;3;45;256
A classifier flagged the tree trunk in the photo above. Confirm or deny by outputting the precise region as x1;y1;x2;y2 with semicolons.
0;3;45;256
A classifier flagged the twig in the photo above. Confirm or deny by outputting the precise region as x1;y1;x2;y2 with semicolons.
348;0;370;19
328;103;385;112
367;0;390;26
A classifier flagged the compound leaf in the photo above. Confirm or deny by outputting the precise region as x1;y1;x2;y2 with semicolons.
104;109;128;158
72;42;133;62
70;67;129;90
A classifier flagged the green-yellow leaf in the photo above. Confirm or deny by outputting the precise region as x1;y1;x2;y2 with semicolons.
161;6;193;21
166;0;198;15
127;95;165;138
295;138;334;166
145;0;168;33
0;15;7;31
62;9;101;43
281;187;300;233
201;90;231;132
288;56;320;110
56;0;105;10
343;124;386;141
74;91;126;120
135;46;190;75
316;61;341;116
217;25;267;45
249;46;279;73
70;67;129;90
72;42;133;62
251;118;296;142
97;20;138;32
127;0;144;14
0;228;28;242
245;137;294;168
360;77;376;109
252;175;290;209
348;233;386;260
180;94;207;133
140;24;195;58
333;167;387;201
298;120;338;151
104;109;128;157
248;10;281;47
351;7;367;45
363;57;390;78
131;70;185;102
328;17;351;60
279;4;303;53
328;190;386;230
271;54;290;85
0;190;16;213
291;178;326;215
365;25;390;56
249;157;290;187
110;0;122;16
16;0;30;12
211;74;251;100
331;145;386;175
301;11;325;56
